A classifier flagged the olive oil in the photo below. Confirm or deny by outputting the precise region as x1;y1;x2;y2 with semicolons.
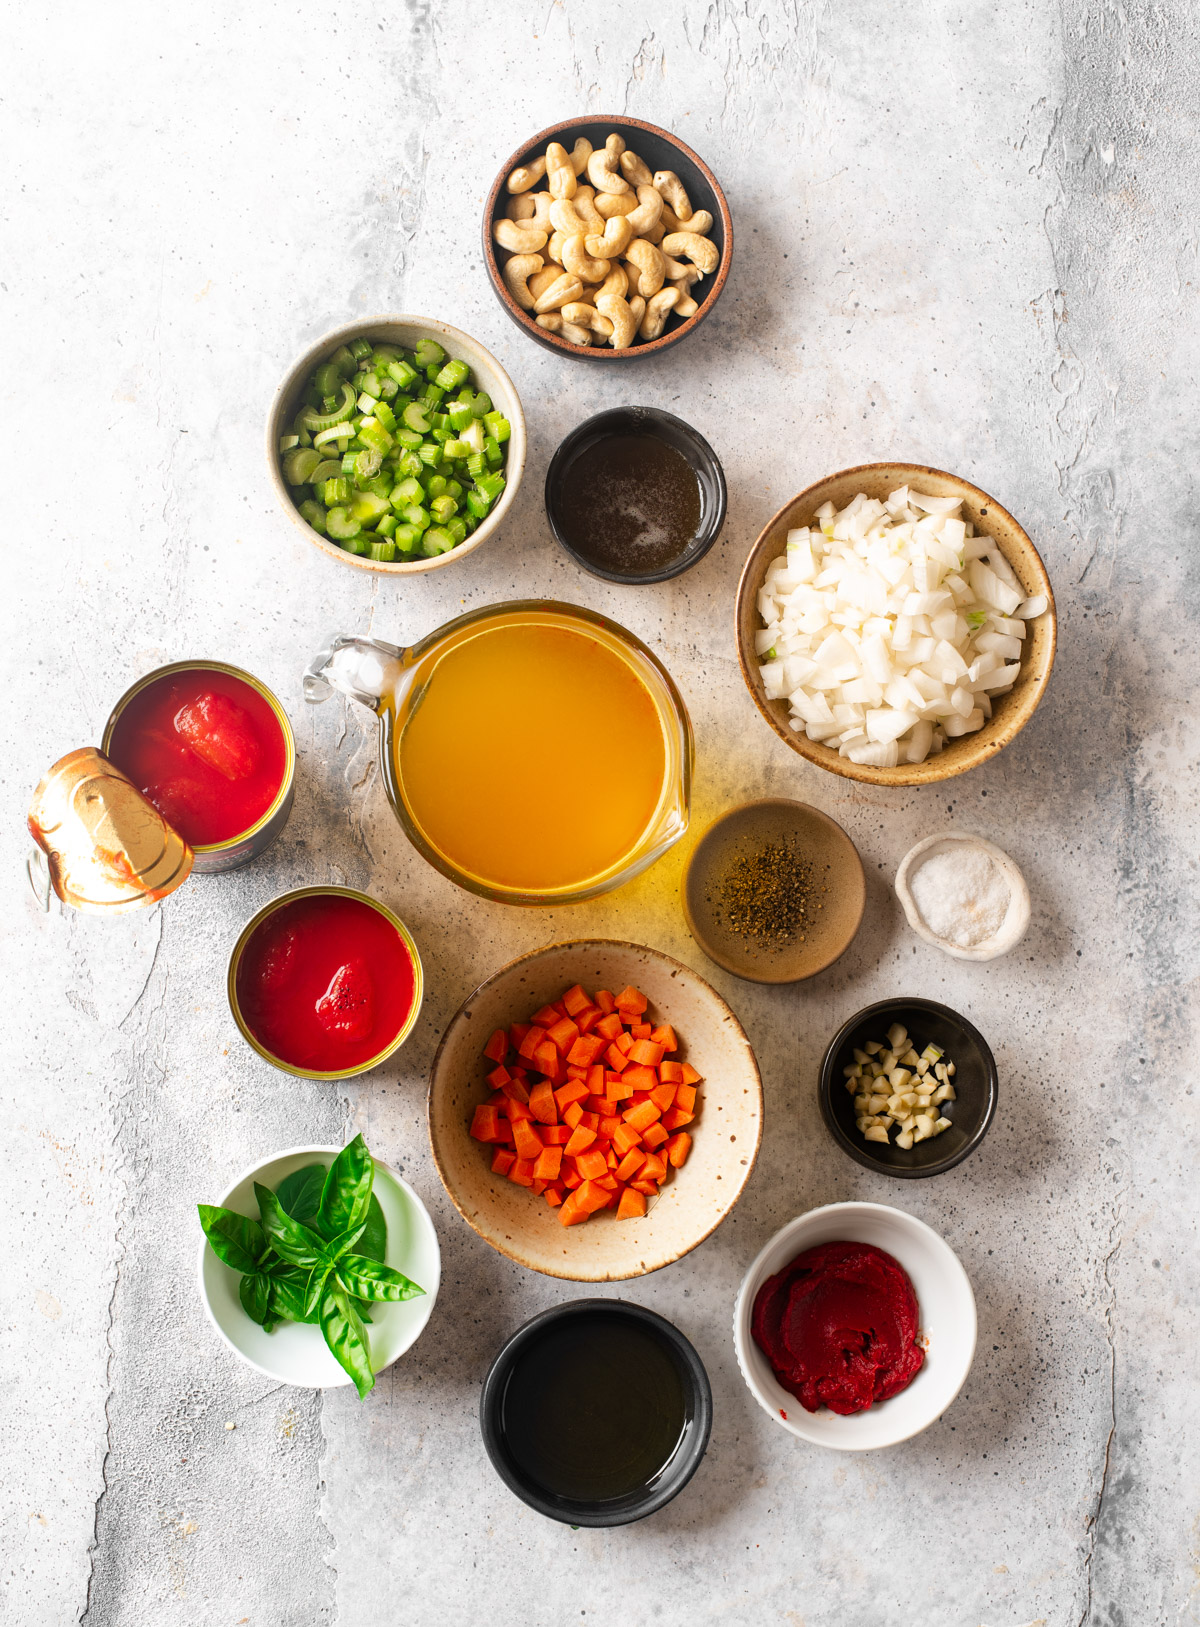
500;1311;688;1503
556;432;702;577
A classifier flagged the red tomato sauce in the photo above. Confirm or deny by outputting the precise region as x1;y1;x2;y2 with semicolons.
235;893;416;1073
107;668;287;847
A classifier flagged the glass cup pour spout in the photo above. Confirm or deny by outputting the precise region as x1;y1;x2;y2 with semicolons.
303;604;693;906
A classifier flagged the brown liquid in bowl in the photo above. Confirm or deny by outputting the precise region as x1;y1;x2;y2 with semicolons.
557;433;701;577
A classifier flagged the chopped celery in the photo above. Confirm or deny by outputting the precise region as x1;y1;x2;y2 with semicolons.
326;506;362;540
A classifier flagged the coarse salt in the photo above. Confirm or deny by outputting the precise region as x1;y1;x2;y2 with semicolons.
908;845;1010;948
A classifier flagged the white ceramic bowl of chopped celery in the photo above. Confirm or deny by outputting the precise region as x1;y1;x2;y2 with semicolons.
268;316;526;574
735;464;1055;786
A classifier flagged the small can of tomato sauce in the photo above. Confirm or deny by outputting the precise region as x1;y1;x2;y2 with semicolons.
102;660;296;875
227;886;424;1080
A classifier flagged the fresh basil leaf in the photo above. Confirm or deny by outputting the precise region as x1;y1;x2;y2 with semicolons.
275;1163;327;1223
199;1204;266;1276
255;1184;327;1270
304;1262;334;1319
357;1303;374;1324
319;1279;375;1399
335;1254;425;1303
239;1271;273;1326
316;1135;374;1241
269;1275;319;1325
325;1221;367;1262
357;1194;387;1264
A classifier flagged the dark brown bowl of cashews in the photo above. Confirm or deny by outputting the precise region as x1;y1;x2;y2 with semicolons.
483;116;733;360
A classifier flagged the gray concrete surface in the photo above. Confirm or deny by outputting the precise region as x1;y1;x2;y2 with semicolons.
3;3;1197;1624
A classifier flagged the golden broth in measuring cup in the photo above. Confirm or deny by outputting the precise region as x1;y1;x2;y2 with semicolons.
304;602;693;905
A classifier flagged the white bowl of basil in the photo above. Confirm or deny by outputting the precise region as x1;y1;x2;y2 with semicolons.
197;1137;440;1395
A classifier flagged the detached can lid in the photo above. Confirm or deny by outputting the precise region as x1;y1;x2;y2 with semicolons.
28;747;194;914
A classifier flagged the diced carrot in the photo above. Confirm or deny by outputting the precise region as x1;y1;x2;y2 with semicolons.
487;1063;512;1090
528;1078;558;1125
507;1095;533;1122
629;1039;665;1068
541;1124;571;1145
663;1107;695;1131
595;1011;624;1042
500;1075;530;1105
534;1145;563;1182
606;1074;634;1102
566;1034;605;1068
546;1016;580;1053
640;1152;668;1182
598;1115;622;1140
641;1122;669;1151
616;1147;647;1182
544;1187;564;1208
605;1043;630;1073
622;1063;657;1093
555;1080;589;1112
578;1110;599;1132
617;1187;646;1220
509;1021;531;1046
470;1104;505;1142
511;1118;545;1162
531;1004;560;1028
614;1030;634;1055
558;1190;589;1226
484;1029;509;1063
605;1146;618;1167
623;1098;661;1133
659;1061;685;1085
612;1123;642;1156
563;1101;584;1130
649;1081;676;1112
666;1132;692;1167
649;1025;677;1052
594;989;616;1013
680;1063;703;1085
615;985;648;1014
574;1005;602;1033
491;1148;516;1176
564;1125;597;1157
533;1039;559;1075
575;1148;608;1181
531;1178;547;1196
630;1179;659;1195
594;1174;619;1192
675;1083;697;1113
518;1026;545;1062
561;983;591;1017
562;1167;582;1190
508;1158;536;1188
577;1179;613;1212
630;1022;652;1042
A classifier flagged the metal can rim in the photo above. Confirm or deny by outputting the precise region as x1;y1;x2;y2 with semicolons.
226;885;424;1080
101;660;297;855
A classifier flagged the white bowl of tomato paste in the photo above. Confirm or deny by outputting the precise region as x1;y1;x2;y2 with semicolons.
733;1201;976;1450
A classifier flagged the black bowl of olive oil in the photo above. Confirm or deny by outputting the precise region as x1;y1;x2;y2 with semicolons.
480;1299;712;1526
545;406;727;585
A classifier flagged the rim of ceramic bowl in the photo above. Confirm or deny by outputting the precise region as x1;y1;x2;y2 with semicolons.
817;996;998;1179
479;1298;713;1525
196;1143;440;1387
427;937;764;1279
544;405;728;584
227;886;424;1080
732;1200;977;1449
101;659;296;858
266;314;526;574
735;462;1057;785
483;116;733;361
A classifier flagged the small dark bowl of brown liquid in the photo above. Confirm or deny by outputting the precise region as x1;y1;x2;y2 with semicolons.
545;406;727;585
480;1299;712;1526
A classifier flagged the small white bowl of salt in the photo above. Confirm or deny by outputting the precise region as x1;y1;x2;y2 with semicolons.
895;832;1030;962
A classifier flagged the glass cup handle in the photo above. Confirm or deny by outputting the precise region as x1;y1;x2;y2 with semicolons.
303;634;406;712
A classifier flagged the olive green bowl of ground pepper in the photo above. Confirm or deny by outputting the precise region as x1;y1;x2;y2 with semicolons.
681;799;866;984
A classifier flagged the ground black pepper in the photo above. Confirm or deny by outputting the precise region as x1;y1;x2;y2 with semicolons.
707;833;827;948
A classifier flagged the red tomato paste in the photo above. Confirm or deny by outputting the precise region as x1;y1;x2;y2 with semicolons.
235;893;416;1073
751;1241;924;1415
107;668;287;847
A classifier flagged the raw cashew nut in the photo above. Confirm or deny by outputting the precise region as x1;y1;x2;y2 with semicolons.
545;141;577;200
624;238;666;297
537;312;593;346
641;219;665;246
597;265;628;300
525;191;553;229
659;251;690;280
546;231;568;265
587;133;631;195
493;218;549;255
638;286;680;340
502;252;545;311
506;194;537;222
670;278;699;319
533;272;584;313
507;156;547;194
572;186;606;233
619;149;654;187
661;203;713;237
596;289;637;348
568;137;593;177
595;192;638;220
626;185;663;236
627;294;646;332
661;231;718;275
652;170;693;221
528;264;563;300
562;302;614;339
561;234;609;283
549;197;593;237
584;216;634;260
